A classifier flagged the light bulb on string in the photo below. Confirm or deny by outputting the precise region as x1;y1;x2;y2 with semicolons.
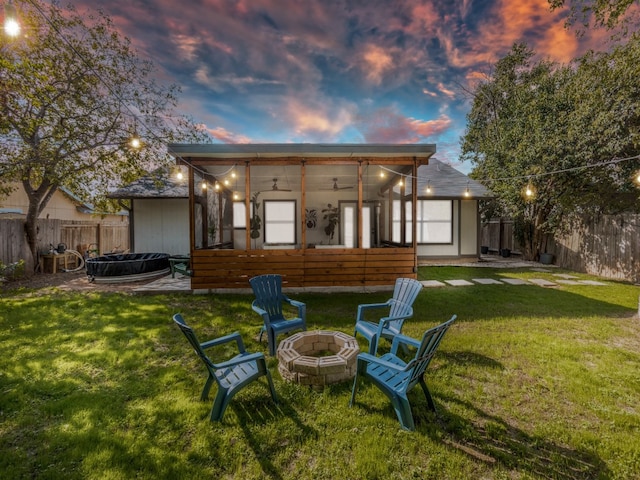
398;177;403;187
426;180;432;194
129;135;141;149
523;180;536;200
201;180;207;190
4;1;20;37
214;181;220;191
464;182;471;198
379;169;386;179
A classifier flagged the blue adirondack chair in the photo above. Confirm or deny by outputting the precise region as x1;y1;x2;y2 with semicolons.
249;274;307;356
172;314;277;422
349;314;456;431
353;277;423;354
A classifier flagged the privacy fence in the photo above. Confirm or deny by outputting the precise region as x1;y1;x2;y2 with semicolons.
0;218;129;268
481;214;640;284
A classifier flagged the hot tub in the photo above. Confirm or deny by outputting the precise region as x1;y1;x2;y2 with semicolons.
86;253;170;283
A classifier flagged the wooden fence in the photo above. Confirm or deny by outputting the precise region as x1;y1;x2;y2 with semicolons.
0;218;129;268
481;214;640;284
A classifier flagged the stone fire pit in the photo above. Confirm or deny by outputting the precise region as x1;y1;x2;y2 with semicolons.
277;330;360;390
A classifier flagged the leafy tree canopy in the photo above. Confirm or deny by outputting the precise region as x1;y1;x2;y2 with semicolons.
548;0;639;31
461;38;640;259
0;0;208;266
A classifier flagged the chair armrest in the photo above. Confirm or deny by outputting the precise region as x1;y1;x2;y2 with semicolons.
283;296;306;319
390;333;421;354
213;352;265;369
356;300;392;322
251;300;268;316
357;352;407;372
200;331;245;353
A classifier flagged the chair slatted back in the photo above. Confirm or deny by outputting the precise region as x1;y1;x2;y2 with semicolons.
386;278;423;329
405;315;456;391
173;314;215;371
249;274;286;322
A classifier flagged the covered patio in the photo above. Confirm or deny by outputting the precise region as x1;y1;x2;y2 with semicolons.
168;143;435;289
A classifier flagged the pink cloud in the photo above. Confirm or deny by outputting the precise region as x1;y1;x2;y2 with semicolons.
207;127;253;144
359;107;452;143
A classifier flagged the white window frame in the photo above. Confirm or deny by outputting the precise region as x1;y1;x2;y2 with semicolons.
264;200;296;245
412;200;453;244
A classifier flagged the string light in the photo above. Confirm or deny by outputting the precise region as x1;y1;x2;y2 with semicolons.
464;182;471;197
425;180;432;194
201;180;207;190
4;1;20;36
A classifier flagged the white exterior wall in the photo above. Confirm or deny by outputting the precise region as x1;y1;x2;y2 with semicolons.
416;199;479;258
459;199;478;255
133;198;189;255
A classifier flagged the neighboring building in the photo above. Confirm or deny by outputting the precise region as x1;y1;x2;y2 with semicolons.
1;183;126;223
108;169;189;256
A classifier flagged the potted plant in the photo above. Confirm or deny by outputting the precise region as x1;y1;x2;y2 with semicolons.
322;203;339;243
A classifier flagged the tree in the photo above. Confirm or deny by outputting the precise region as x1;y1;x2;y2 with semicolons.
548;0;638;30
461;41;640;260
0;1;205;271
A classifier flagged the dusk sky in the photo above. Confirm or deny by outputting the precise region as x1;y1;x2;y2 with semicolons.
72;0;608;171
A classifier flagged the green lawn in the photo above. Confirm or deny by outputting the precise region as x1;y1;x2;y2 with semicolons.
1;267;639;479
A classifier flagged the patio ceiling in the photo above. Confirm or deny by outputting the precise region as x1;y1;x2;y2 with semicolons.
169;143;435;198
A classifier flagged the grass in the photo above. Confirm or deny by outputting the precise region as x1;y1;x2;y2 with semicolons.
1;267;639;479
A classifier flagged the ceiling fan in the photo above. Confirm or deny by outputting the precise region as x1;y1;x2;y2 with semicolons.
322;178;354;191
266;178;292;192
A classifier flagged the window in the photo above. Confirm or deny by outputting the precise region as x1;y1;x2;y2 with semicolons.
233;202;246;228
264;200;296;245
414;200;453;244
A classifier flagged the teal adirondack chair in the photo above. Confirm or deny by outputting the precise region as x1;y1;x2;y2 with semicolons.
249;274;307;356
354;277;423;354
173;314;277;422
350;314;456;431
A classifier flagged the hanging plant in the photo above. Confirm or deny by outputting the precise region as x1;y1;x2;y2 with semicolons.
322;203;339;242
250;192;261;239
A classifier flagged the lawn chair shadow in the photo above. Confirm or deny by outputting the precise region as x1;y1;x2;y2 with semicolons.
353;277;423;354
350;314;456;431
249;274;307;356
172;313;277;422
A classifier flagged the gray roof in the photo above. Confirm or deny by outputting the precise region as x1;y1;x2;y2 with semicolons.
108;169;188;199
417;159;493;199
168;143;436;158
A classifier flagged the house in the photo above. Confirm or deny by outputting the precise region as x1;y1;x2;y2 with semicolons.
149;143;493;289
1;183;127;223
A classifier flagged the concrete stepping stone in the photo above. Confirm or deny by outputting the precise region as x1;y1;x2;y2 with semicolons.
445;279;475;286
556;279;581;285
472;278;503;285
554;273;579;279
421;280;446;288
501;278;529;285
578;280;608;286
528;278;558;287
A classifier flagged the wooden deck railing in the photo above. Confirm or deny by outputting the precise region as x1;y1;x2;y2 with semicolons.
190;247;416;289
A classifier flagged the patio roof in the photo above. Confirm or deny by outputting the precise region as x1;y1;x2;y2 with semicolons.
168;143;436;159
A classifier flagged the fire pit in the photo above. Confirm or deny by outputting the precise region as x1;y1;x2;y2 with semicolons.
277;330;360;391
